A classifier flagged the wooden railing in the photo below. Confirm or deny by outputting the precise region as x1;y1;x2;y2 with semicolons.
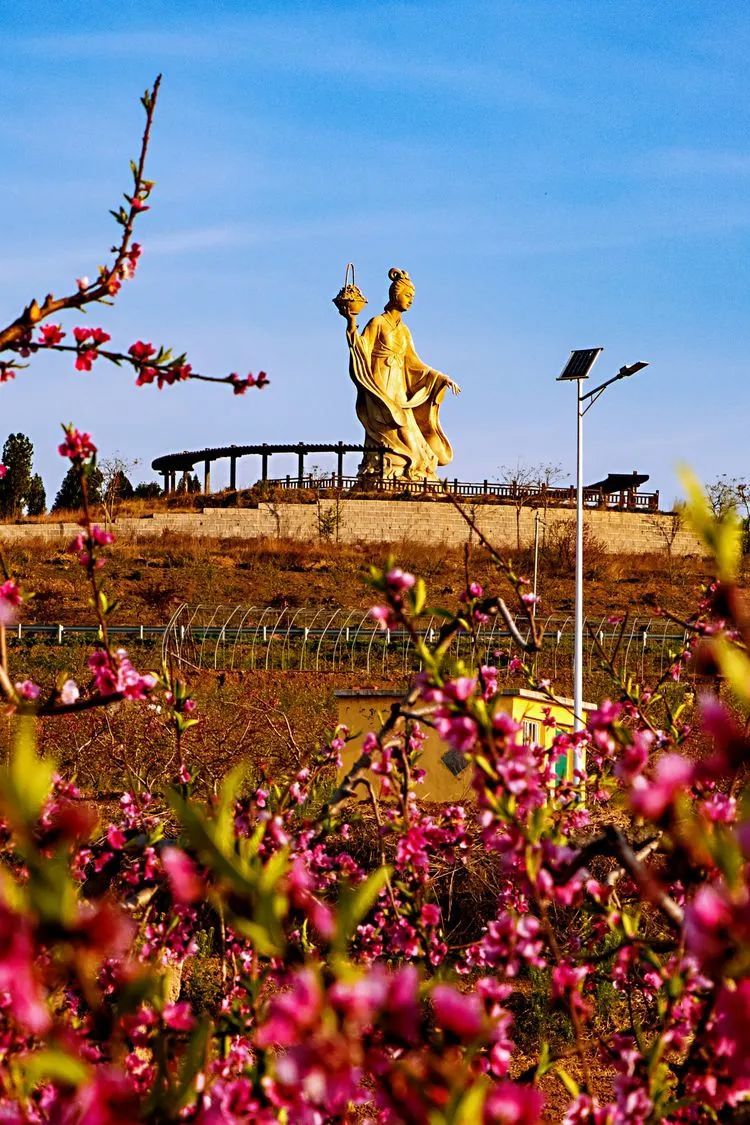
263;475;661;511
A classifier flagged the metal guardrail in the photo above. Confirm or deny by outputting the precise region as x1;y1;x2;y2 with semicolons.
7;623;165;642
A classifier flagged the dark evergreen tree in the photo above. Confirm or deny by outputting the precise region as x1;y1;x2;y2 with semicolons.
176;473;200;495
26;474;47;516
52;465;104;512
0;433;34;517
111;470;135;500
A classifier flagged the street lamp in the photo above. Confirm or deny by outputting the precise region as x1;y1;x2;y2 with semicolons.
557;349;649;781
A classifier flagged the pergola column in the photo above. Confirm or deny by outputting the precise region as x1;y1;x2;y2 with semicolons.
204;459;212;494
162;471;170;495
336;441;344;487
297;445;305;488
261;445;269;482
229;455;237;491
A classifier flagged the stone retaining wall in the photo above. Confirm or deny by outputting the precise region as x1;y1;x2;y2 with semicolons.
0;500;704;556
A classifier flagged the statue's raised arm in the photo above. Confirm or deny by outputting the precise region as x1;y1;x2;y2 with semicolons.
333;265;459;482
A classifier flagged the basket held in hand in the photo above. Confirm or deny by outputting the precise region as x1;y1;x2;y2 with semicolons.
333;262;368;317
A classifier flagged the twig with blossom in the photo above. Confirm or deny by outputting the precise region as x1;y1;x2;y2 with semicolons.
442;489;543;651
0;79;162;359
0;76;268;397
11;332;269;393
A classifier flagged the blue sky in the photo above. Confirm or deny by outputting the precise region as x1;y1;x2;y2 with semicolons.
1;0;748;503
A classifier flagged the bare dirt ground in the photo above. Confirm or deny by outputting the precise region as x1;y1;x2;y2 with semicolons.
2;528;713;627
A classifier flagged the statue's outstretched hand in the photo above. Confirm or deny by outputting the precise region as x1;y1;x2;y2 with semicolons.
446;379;461;396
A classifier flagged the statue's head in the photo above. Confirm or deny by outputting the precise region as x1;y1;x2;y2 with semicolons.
387;267;415;312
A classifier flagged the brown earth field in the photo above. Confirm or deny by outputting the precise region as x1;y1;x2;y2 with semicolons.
1;527;715;625
0;526;720;796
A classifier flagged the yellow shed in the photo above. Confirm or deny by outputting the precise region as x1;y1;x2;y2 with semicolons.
335;687;594;803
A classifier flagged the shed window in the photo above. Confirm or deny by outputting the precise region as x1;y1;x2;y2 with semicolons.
522;719;540;746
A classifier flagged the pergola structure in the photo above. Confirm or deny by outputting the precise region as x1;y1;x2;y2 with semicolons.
151;444;660;510
151;442;381;494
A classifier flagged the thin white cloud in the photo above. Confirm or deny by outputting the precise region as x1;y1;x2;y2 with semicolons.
147;226;243;254
651;148;750;176
17;18;561;110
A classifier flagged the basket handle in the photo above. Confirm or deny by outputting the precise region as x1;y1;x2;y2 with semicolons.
344;262;355;288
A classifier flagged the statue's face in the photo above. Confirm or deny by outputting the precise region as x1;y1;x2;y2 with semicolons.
393;285;415;312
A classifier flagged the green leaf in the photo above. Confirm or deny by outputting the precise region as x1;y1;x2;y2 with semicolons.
412;577;427;616
535;1040;553;1078
556;1067;580;1098
3;718;54;824
215;763;250;853
713;636;750;709
335;867;391;949
230;916;284;958
21;1048;89;1092
168;784;288;957
173;1019;211;1110
678;465;742;581
449;1078;488;1123
168;790;252;895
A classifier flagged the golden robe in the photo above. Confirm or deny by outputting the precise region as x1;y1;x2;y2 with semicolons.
347;313;452;481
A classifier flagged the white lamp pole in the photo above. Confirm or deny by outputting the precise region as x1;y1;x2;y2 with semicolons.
557;352;650;782
574;376;585;751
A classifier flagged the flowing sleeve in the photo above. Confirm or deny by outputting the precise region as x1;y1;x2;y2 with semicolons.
346;316;407;428
404;328;447;389
402;327;453;467
356;317;379;362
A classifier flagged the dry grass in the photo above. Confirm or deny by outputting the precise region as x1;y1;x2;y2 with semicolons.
0;527;717;803
0;531;715;627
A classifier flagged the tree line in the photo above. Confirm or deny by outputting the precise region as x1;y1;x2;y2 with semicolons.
0;432;166;517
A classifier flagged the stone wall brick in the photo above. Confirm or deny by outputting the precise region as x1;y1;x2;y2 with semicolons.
0;501;705;556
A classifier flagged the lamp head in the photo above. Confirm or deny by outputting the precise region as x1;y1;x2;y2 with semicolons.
618;361;649;378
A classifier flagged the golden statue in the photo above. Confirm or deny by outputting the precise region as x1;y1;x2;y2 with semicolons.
334;265;460;481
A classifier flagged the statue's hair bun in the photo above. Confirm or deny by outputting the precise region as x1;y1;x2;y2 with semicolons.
388;267;411;282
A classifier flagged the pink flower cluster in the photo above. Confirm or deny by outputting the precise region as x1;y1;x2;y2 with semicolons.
370;567;416;631
87;647;156;700
69;524;115;567
0;577;22;625
58;425;96;463
73;325;111;371
230;370;270;394
128;340;193;388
